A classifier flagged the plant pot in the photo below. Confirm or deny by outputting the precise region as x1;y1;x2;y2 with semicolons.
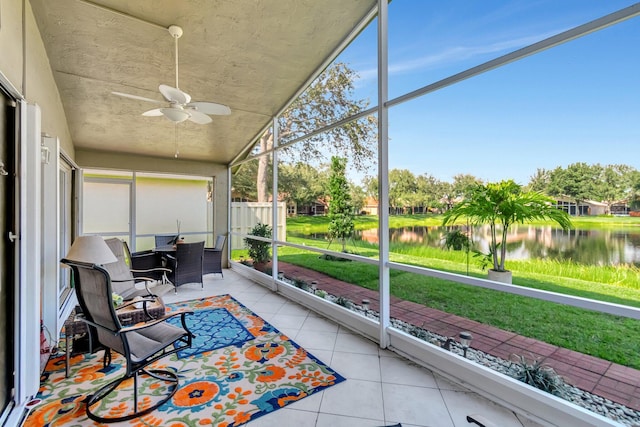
252;261;269;272
488;269;512;284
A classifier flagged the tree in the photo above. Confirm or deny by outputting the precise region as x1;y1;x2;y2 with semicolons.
596;164;635;214
547;163;600;215
231;160;260;201
349;183;367;215
527;168;550;193
278;162;329;212
389;169;417;213
327;157;355;252
416;174;447;213
255;62;377;202
452;174;482;198
442;180;572;275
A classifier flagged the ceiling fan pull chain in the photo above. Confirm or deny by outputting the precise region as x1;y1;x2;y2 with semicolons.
174;123;180;158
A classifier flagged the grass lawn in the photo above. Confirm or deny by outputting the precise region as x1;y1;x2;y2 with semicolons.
259;215;640;368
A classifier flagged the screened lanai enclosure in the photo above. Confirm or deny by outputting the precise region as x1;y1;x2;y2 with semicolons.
3;1;640;426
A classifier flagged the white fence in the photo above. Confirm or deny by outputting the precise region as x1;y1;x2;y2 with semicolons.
231;202;287;250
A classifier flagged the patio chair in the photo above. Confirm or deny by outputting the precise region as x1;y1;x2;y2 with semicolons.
203;234;227;277
155;234;179;248
104;238;172;299
123;242;168;283
165;241;205;292
61;259;193;423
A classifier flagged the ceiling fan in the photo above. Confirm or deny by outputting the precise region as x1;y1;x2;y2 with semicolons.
112;25;231;124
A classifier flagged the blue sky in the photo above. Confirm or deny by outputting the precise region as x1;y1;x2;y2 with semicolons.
335;1;640;185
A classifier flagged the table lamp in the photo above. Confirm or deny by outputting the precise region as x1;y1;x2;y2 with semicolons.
64;235;117;265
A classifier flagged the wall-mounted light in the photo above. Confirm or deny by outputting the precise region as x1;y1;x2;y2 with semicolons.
41;145;51;164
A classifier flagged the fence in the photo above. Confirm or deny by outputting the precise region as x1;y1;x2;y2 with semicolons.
230;202;287;249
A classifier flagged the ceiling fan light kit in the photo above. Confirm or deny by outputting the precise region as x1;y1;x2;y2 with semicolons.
112;24;231;124
161;107;190;123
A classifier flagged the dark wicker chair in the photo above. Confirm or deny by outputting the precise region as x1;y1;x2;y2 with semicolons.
165;241;205;292
60;259;193;423
124;242;168;283
104;238;173;298
204;234;226;277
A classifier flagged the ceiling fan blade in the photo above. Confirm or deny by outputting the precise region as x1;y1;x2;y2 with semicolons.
186;101;231;116
159;84;191;104
142;108;164;116
112;91;163;104
187;110;213;124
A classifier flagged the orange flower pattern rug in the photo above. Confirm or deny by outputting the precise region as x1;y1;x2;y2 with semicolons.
25;294;346;426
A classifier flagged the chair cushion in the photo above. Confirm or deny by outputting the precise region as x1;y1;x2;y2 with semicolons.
126;322;187;363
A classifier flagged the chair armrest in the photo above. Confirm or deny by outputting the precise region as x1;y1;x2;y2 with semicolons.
116;296;158;311
112;276;154;283
119;310;194;334
130;267;171;274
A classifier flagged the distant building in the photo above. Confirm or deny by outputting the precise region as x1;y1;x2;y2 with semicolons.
555;196;607;216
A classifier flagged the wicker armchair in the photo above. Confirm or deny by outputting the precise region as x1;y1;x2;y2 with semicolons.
165;241;205;292
203;234;226;277
61;259;193;423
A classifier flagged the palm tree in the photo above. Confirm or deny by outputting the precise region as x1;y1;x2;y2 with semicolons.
442;180;572;274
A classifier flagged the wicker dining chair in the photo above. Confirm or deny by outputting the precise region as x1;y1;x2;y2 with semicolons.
203;234;226;277
165;241;205;292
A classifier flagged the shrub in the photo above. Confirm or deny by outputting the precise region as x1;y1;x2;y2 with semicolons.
509;355;568;398
244;223;272;265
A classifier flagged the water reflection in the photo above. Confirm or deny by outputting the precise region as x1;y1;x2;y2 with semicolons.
298;225;640;267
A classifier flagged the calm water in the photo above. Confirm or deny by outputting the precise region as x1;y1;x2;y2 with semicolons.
303;225;640;267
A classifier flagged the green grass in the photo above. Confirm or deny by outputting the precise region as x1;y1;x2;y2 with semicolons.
272;215;640;369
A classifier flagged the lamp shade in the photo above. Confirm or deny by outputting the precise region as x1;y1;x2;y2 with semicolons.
64;235;117;265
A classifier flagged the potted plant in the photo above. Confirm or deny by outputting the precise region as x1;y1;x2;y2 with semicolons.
244;222;272;271
442;180;571;283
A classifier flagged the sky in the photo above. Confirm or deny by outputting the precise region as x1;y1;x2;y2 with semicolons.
333;1;640;186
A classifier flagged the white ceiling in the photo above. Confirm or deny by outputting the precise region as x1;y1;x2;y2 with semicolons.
29;0;377;164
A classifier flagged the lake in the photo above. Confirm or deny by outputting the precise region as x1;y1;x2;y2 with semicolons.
303;225;640;267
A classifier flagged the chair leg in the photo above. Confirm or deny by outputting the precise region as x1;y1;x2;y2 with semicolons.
86;368;178;423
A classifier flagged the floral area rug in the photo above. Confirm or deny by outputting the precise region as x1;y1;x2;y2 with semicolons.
25;294;346;426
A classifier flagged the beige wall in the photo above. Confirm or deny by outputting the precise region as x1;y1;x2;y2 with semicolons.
0;0;74;157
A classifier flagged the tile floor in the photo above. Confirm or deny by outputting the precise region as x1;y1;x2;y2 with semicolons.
161;270;544;427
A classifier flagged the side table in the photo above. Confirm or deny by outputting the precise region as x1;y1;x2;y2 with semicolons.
64;297;166;377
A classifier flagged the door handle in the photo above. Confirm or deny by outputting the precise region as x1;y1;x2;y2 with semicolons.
8;231;18;242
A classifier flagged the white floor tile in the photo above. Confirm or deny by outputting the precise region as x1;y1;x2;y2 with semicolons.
277;302;311;316
248;408;318;426
382;383;454;427
320;379;384;420
440;389;523;427
302;316;340;333
316;413;386;427
379;353;439;388
330;351;381;382
294;330;337;351
334;331;379;355
269;313;309;330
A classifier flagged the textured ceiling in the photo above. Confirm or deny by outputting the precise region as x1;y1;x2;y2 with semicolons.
30;0;376;164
